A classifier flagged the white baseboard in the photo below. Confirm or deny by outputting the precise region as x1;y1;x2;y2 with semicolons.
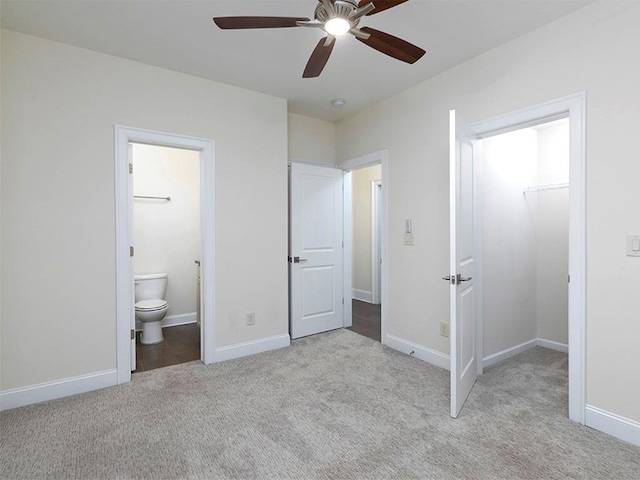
537;338;568;353
352;289;373;303
386;334;450;371
585;405;640;447
0;369;118;412
215;334;290;363
483;339;538;368
483;338;569;368
136;312;197;331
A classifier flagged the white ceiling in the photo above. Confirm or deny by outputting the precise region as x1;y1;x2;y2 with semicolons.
1;0;591;122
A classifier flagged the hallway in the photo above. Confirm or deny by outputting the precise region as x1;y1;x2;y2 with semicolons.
348;299;381;342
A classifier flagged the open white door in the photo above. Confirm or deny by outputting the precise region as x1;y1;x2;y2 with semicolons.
448;110;479;418
290;162;344;339
127;143;136;371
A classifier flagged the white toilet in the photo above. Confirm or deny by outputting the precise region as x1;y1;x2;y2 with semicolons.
135;273;169;345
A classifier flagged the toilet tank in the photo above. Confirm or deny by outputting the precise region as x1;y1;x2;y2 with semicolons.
134;273;168;302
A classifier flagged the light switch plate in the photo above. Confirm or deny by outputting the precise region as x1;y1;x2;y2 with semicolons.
404;232;414;246
627;235;640;257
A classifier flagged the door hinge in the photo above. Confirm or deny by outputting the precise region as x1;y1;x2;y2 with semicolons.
568;275;571;283
342;298;344;305
129;163;133;174
130;246;134;257
131;329;135;340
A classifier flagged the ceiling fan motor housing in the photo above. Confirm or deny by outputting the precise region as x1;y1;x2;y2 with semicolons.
315;0;360;25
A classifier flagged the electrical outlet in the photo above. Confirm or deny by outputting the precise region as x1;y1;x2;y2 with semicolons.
246;312;256;326
440;322;449;338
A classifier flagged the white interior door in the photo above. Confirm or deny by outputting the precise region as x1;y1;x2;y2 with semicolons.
449;110;479;418
290;162;344;339
128;143;136;371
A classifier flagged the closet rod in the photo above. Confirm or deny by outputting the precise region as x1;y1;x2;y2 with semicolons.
134;195;171;201
523;183;569;194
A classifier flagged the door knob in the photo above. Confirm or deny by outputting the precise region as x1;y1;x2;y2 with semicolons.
293;257;308;263
442;274;472;285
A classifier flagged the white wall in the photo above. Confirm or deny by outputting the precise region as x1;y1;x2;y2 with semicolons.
352;164;382;301
483;122;569;358
482;129;539;357
132;143;200;319
535;122;569;344
336;2;640;422
1;30;288;391
288;113;336;164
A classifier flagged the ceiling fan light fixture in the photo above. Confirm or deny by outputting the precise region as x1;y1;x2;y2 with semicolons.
324;17;351;36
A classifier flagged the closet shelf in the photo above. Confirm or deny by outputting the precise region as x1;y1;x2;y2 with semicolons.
134;195;171;201
523;183;569;194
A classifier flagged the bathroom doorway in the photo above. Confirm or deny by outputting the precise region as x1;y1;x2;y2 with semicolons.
131;143;201;372
115;126;215;385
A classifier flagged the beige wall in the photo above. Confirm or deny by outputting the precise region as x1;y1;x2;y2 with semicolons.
132;144;200;319
336;2;640;422
352;164;382;300
288;113;336;164
0;30;288;391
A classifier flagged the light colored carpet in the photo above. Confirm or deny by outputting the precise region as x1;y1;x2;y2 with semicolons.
1;329;638;479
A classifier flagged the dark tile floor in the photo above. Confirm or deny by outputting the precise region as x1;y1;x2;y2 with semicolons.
348;299;381;342
134;323;200;373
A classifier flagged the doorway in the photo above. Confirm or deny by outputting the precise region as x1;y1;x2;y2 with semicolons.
450;93;586;422
115;126;215;385
482;119;569;368
341;149;388;344
348;165;382;342
130;143;201;372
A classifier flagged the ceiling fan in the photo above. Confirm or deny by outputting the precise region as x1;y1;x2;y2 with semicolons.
213;0;426;78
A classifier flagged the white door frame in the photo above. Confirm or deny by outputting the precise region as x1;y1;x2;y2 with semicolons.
469;92;586;424
339;150;388;344
115;125;215;385
371;180;383;305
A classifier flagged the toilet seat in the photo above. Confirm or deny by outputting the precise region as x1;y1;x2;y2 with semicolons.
135;299;168;312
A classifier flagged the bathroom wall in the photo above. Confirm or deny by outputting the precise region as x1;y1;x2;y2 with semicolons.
352;164;382;302
133;143;200;323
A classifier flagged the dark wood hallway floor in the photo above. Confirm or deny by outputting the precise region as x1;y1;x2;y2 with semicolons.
348;299;381;342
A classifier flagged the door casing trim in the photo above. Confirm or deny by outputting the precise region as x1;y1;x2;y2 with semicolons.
469;92;586;424
339;150;388;344
115;125;215;384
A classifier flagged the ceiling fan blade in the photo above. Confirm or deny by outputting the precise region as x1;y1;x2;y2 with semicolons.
303;37;336;78
213;16;310;29
357;27;425;64
358;0;409;16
